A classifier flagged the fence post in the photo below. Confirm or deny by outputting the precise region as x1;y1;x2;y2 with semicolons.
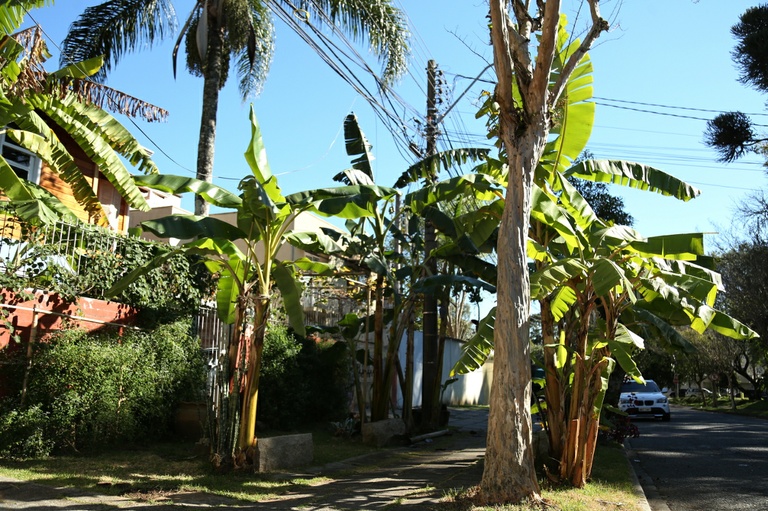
20;304;39;407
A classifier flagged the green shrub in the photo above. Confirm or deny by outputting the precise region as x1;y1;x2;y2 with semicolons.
0;319;205;457
0;403;53;459
257;324;349;431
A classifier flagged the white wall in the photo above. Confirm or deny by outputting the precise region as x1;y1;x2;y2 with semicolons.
394;331;492;408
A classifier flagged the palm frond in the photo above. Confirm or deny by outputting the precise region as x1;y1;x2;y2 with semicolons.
60;0;178;82
297;0;410;83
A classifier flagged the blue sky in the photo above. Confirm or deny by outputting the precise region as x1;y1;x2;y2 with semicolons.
22;0;768;251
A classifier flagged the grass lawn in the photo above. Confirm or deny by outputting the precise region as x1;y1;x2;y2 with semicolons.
0;423;379;503
672;396;768;419
0;423;647;510
446;442;645;511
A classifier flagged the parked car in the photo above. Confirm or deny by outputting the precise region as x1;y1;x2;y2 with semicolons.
619;379;671;421
685;387;712;398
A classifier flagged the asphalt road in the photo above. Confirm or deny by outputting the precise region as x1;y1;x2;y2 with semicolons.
627;404;768;511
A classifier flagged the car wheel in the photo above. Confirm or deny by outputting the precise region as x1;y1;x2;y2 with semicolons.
662;412;671;422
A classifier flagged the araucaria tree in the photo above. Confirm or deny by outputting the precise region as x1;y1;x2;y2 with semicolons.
704;5;768;163
62;0;409;216
483;1;608;503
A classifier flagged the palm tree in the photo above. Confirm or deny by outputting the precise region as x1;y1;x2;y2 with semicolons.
61;0;410;216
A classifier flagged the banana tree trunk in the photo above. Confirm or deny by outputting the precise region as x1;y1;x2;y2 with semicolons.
540;298;565;463
371;273;387;421
195;8;226;217
237;295;270;463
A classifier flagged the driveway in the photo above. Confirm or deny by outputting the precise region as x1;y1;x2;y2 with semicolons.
628;404;768;510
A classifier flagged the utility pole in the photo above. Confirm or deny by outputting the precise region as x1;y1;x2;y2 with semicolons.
421;59;440;430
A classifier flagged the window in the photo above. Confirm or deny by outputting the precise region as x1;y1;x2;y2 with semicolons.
1;133;41;184
621;380;661;393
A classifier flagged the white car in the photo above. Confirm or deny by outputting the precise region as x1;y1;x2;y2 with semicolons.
619;379;671;421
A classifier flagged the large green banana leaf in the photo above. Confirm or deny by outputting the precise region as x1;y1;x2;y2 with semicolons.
531;183;582;253
286;185;398;219
394;148;490;189
243;105;272;184
405;173;501;214
333;113;376;185
273;261;306;336
284;231;347;256
451;307;496;376
620;308;696;354
133;174;242;208
628;233;705;261
564;160;700;201
139;214;246;241
554;172;601;230
537;14;595;180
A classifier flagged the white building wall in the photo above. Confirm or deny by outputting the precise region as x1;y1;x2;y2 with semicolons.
394;331;492;408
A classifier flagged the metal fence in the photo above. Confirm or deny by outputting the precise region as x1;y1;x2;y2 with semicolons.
0;205;126;275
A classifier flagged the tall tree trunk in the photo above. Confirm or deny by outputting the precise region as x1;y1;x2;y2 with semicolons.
483;0;606;502
195;10;226;217
481;143;543;503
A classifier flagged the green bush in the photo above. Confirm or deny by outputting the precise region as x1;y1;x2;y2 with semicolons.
0;404;53;459
257;324;349;431
0;319;205;457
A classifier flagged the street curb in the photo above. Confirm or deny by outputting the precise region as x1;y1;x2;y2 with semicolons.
624;442;670;511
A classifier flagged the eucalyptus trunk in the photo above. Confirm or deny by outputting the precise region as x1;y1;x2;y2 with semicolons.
195;9;226;217
481;140;544;503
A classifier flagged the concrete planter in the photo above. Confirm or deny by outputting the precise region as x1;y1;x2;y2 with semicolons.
361;418;407;447
257;433;314;472
173;401;207;441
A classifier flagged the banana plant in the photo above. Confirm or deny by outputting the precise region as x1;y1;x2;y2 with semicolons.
289;113;409;422
109;106;397;469
290;113;495;425
447;16;757;487
0;13;163;226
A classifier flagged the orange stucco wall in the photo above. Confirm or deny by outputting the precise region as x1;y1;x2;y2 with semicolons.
0;288;139;351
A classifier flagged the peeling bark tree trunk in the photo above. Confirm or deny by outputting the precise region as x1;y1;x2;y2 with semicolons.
483;0;607;504
481;127;546;504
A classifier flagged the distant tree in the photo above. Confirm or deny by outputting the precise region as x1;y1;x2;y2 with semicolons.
677;329;719;406
704;5;768;163
635;347;675;389
717;240;768;394
569;179;634;226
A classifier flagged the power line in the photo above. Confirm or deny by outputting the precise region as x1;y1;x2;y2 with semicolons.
594;96;768;117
